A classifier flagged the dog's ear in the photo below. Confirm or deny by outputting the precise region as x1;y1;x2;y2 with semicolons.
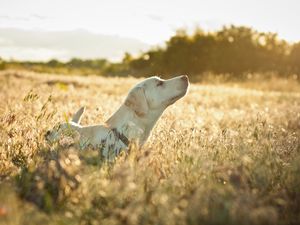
125;87;148;117
72;106;85;123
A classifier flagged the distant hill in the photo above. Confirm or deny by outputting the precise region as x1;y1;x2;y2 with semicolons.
0;28;150;61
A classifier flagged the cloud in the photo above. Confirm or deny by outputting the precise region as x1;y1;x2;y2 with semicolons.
0;14;49;22
147;14;164;22
0;46;67;61
0;28;150;61
0;15;30;21
30;14;49;20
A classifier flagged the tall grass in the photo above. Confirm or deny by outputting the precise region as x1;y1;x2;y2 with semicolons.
0;70;299;225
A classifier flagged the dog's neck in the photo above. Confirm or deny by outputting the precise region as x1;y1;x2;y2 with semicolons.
68;121;130;148
106;105;164;145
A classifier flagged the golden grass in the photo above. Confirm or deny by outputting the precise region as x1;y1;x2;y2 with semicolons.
0;70;300;225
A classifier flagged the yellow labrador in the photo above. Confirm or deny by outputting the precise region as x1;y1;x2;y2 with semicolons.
46;75;189;160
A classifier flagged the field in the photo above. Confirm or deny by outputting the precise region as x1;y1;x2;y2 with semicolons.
0;70;300;225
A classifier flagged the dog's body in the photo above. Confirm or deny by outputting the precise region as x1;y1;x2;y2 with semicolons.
46;75;189;160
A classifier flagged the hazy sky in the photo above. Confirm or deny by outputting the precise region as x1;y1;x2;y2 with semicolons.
1;0;300;44
0;0;299;60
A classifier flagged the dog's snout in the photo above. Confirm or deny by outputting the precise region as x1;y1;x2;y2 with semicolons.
180;75;189;88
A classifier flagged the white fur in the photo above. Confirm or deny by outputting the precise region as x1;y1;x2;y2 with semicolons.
46;75;189;160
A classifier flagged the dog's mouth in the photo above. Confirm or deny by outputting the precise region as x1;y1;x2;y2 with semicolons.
166;93;185;105
170;95;181;102
168;84;189;105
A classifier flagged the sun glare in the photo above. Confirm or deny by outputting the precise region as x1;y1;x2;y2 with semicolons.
0;0;299;60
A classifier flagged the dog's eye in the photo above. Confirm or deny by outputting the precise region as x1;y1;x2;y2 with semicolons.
156;81;164;87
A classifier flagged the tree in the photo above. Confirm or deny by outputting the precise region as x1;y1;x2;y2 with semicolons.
289;42;300;74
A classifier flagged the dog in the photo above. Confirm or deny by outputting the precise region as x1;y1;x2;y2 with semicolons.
46;75;189;160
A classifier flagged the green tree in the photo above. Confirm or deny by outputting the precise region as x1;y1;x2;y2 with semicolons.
289;42;300;74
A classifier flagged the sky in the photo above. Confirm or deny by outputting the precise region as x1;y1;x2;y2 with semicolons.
0;0;299;61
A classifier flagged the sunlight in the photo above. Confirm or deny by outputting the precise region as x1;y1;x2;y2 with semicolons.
0;0;299;60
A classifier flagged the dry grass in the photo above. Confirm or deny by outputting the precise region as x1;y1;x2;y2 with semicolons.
0;70;300;225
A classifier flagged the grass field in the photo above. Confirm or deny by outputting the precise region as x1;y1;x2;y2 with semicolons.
0;70;300;225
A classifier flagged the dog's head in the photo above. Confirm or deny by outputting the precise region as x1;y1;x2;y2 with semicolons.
45;107;85;143
125;75;189;117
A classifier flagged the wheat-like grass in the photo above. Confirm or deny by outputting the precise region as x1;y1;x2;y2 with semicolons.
0;70;299;225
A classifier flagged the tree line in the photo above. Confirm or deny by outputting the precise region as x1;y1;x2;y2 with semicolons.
125;25;300;79
1;25;300;80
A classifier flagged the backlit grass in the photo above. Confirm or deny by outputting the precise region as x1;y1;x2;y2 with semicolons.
0;70;299;225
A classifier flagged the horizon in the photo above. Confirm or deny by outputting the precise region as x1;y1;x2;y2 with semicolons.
1;0;300;61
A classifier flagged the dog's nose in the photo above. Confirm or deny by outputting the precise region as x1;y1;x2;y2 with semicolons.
180;75;189;83
181;75;189;82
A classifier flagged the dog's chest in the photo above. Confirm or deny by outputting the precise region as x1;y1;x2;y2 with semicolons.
79;129;128;161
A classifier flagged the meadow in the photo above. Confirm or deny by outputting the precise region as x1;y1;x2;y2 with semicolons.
0;70;299;225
